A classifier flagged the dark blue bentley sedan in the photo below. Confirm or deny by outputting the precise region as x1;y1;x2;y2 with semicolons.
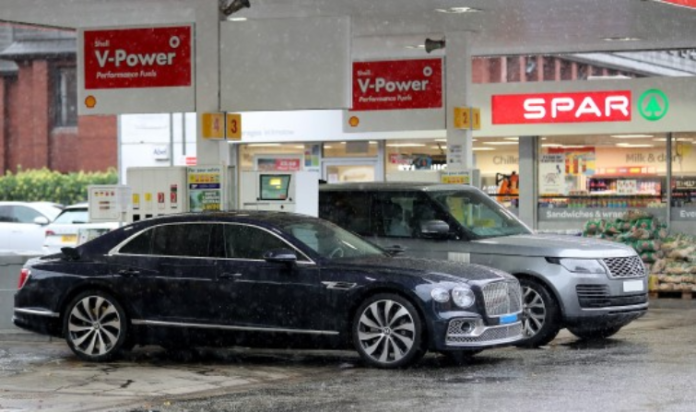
14;211;523;368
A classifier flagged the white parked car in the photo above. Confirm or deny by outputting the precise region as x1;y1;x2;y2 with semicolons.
42;203;119;254
0;201;63;253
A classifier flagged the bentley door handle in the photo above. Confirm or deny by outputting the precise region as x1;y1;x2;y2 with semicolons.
218;272;243;280
118;269;140;277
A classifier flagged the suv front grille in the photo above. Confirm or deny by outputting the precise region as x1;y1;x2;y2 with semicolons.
482;280;522;316
603;256;646;279
576;284;648;308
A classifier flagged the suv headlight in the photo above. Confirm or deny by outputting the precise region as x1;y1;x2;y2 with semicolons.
451;286;475;308
558;258;607;276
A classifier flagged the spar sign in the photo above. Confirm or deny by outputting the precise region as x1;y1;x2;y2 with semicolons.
492;91;632;125
83;26;192;89
352;59;442;111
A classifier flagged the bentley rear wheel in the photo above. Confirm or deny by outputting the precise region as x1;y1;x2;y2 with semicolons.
64;291;128;362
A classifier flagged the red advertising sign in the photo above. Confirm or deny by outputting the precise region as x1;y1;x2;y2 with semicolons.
492;91;632;125
352;59;442;111
660;0;696;8
83;26;192;89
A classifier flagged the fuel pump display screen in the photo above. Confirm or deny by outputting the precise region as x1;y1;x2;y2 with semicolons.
260;175;291;200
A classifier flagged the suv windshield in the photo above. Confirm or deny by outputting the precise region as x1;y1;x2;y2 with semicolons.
280;219;386;259
427;190;531;239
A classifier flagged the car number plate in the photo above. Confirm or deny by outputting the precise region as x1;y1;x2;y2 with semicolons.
623;280;644;293
500;314;517;324
61;235;77;243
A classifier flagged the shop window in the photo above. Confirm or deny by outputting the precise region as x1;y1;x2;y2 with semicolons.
323;141;378;158
670;133;696;231
53;66;77;128
537;134;668;234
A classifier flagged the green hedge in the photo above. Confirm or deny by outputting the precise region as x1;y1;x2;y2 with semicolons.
0;167;119;206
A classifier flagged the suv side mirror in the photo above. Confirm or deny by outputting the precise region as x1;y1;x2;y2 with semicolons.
263;248;298;264
417;220;450;239
33;216;50;225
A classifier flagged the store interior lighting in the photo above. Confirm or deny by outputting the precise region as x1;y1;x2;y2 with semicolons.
386;143;427;148
472;147;495;151
482;141;519;145
611;134;654;138
616;143;654;148
435;6;480;13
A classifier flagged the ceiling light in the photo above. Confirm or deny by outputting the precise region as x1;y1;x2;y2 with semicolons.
504;137;519;141
435;7;481;13
616;143;654;148
227;17;248;21
435;139;447;142
387;143;426;148
611;134;653;138
653;137;693;142
603;36;641;42
247;143;281;147
405;45;426;50
219;0;250;16
425;38;446;54
472;147;495;151
542;144;589;149
324;145;333;149
482;141;519;146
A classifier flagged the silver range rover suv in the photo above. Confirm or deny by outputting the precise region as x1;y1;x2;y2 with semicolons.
319;182;648;347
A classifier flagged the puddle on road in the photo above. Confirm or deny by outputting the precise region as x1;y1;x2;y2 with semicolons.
438;376;516;384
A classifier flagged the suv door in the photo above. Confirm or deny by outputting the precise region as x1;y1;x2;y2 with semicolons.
369;191;466;260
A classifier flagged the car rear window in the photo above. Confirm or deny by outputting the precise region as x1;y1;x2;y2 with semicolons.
53;208;89;224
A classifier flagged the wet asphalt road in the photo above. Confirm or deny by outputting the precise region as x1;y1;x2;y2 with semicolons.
1;298;695;412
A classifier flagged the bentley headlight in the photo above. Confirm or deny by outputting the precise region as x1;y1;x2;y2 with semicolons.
451;287;475;308
431;287;450;303
559;258;606;276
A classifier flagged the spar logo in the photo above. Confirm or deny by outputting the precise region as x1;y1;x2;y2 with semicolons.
492;91;632;124
83;26;192;90
352;59;442;111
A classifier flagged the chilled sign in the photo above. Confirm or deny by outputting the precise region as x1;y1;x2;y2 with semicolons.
492;91;632;125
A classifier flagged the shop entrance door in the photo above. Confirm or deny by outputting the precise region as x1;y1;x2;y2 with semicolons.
322;158;382;183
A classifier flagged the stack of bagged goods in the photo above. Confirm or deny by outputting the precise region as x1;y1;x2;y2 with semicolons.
583;210;695;293
582;210;667;266
651;234;696;292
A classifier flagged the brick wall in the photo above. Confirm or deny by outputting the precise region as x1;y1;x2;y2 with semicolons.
1;59;117;174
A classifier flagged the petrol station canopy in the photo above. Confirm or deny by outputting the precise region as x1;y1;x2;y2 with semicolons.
3;0;696;58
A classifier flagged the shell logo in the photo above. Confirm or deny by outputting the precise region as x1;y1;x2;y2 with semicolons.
348;116;360;128
85;95;97;109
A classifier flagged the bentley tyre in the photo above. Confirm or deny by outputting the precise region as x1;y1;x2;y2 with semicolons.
352;293;425;368
63;291;129;362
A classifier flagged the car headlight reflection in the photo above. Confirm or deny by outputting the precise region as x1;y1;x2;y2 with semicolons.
451;287;475;308
558;258;607;276
431;287;450;303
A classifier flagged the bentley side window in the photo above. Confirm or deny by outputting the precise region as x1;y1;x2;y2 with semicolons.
118;228;154;255
151;224;214;257
224;224;300;261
